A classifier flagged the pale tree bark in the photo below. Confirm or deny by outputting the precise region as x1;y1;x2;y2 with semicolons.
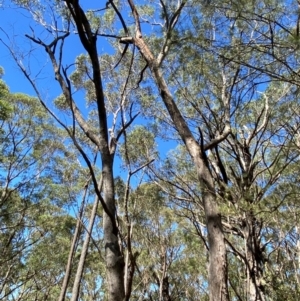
58;178;90;301
294;226;300;286
122;161;154;301
71;176;103;301
126;1;229;300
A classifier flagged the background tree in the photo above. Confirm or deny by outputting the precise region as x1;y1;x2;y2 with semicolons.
0;75;90;300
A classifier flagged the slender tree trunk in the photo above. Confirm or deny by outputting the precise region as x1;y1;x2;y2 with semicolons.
295;226;300;286
159;249;170;301
102;157;125;301
124;224;136;301
58;180;89;301
70;177;103;301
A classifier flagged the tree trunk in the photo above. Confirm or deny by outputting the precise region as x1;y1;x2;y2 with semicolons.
62;2;126;299
124;31;228;301
245;214;266;301
193;154;229;301
58;181;89;301
161;276;172;301
70;178;102;301
129;26;229;300
102;158;125;301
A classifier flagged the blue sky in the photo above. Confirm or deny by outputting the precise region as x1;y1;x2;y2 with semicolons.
0;7;33;93
0;3;179;185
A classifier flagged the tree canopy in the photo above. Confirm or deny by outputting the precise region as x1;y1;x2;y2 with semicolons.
0;1;300;301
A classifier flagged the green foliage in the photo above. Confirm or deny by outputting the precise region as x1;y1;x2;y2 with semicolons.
54;94;69;111
2;0;300;300
119;125;157;165
0;75;12;119
0;76;91;300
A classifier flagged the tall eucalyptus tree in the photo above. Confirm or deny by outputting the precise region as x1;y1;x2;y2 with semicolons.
2;0;300;300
